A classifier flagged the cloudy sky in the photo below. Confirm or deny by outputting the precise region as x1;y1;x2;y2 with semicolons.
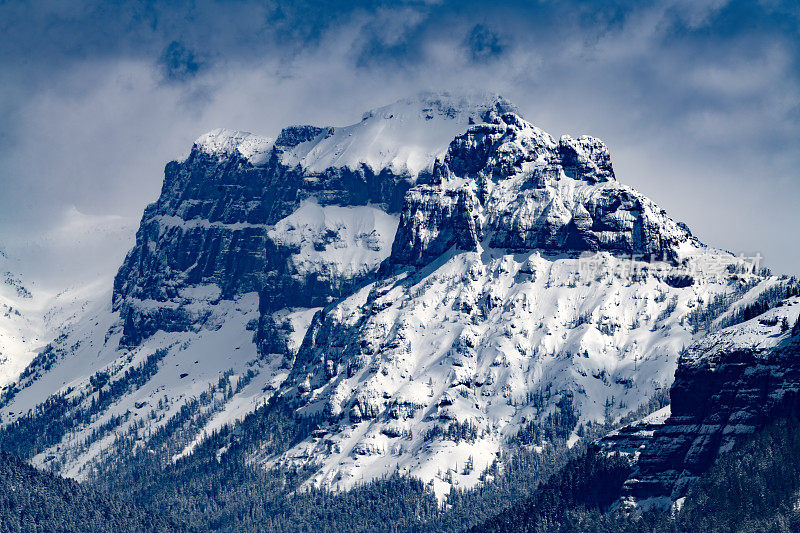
1;0;798;277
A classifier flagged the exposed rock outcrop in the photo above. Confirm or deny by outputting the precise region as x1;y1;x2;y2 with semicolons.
609;296;800;504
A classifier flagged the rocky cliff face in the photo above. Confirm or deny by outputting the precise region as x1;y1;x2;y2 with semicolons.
602;295;800;505
387;112;697;271
114;96;699;351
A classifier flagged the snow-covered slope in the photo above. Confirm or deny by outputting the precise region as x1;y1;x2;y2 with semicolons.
269;250;766;497
1;287;289;478
268;200;399;283
0;93;778;500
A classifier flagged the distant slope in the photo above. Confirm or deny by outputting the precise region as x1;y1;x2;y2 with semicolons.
0;207;136;388
0;252;42;387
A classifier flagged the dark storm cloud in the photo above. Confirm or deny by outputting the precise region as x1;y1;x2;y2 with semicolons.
466;24;506;63
0;0;799;274
160;41;206;82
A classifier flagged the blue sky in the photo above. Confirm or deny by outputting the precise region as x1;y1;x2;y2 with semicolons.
1;0;798;274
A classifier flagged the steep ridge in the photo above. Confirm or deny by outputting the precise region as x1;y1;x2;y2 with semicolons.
0;93;775;496
606;292;800;507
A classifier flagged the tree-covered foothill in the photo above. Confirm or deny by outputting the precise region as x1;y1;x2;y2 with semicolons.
0;451;185;533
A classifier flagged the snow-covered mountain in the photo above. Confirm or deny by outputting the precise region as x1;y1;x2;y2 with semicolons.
0;93;778;497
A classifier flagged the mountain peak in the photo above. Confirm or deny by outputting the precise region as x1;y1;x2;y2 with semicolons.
193;128;275;165
360;91;519;124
